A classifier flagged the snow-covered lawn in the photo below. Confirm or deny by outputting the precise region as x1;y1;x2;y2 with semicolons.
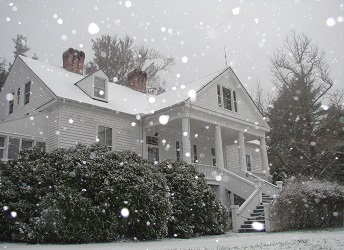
1;227;343;250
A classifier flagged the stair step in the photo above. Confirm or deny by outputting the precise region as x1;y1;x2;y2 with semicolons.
251;212;264;217
244;220;265;225
253;209;264;213
238;228;266;233
248;216;265;220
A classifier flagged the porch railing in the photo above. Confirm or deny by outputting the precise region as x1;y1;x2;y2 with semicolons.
192;163;219;180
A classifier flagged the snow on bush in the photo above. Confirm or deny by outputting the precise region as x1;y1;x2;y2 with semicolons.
0;144;172;243
158;160;229;238
269;179;344;231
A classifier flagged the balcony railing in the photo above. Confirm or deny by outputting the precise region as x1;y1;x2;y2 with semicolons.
192;163;219;180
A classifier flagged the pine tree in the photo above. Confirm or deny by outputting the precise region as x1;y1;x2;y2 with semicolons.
12;34;31;57
85;34;175;92
267;31;334;180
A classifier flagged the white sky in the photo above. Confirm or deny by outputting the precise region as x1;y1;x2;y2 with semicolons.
0;0;343;94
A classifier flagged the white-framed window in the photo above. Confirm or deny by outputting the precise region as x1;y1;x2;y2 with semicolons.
0;136;5;160
146;136;158;146
8;92;14;114
8;137;20;160
0;135;47;160
36;141;46;151
148;146;159;164
246;154;252;172
193;144;198;163
211;148;216;166
17;88;21;105
176;141;181;161
217;85;238;112
24;81;31;105
98;125;112;150
94;77;106;99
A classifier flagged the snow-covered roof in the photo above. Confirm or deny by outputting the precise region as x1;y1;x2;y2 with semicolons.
20;56;225;115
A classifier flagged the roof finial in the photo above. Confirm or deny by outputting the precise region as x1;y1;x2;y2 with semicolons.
224;46;228;68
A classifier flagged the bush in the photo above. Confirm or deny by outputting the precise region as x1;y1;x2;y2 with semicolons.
158;160;229;238
269;179;344;231
0;144;172;243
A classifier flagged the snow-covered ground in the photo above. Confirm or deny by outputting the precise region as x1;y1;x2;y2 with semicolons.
1;227;343;250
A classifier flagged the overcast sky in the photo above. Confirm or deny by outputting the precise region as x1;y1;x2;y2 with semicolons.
1;0;343;94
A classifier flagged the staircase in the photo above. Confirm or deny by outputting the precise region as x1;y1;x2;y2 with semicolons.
238;193;274;233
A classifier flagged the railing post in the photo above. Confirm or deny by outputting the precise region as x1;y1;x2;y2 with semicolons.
254;179;262;203
276;181;283;189
230;205;239;232
263;203;272;232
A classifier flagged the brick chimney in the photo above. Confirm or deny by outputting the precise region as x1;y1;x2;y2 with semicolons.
127;69;147;93
62;48;85;75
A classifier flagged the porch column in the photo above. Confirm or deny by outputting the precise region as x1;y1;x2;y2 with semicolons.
215;125;224;170
238;131;247;173
182;117;192;164
259;137;270;175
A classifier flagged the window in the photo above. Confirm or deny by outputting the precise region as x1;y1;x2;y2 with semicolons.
9;92;14;114
233;90;238;112
98;126;112;150
223;87;232;110
36;141;46;151
24;81;31;105
193;144;198;163
17;88;21;105
176;141;181;161
217;85;222;107
211;148;216;166
0;136;5;159
217;85;238;112
22;139;33;150
8;137;20;160
148;146;159;164
246;154;251;172
94;77;106;98
146;136;158;146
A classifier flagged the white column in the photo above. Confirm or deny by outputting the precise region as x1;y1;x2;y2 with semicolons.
259;137;270;175
238;131;247;173
182;117;192;164
215;125;225;170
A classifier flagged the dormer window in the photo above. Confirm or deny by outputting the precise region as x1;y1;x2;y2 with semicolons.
94;77;106;99
217;85;238;112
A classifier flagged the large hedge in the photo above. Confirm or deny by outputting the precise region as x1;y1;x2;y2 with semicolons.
269;180;344;231
0;144;171;243
0;144;229;243
158;160;229;238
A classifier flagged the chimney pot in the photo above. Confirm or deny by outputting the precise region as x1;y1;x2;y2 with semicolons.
62;48;85;75
127;69;147;93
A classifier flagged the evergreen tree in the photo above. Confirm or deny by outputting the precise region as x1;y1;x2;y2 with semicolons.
12;34;31;57
85;34;175;92
267;31;334;180
0;58;8;91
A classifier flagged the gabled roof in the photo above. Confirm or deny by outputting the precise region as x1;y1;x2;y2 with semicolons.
19;56;225;115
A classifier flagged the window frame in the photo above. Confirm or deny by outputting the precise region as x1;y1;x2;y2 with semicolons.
8;91;14;114
93;76;107;100
176;141;181;161
17;88;21;106
0;136;5;160
24;81;31;105
217;85;239;112
193;144;198;163
97;125;113;150
146;136;158;146
246;154;252;172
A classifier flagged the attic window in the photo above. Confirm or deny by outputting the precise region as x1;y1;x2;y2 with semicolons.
217;85;238;112
24;81;31;105
94;77;106;99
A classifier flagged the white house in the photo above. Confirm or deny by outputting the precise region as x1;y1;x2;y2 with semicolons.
0;48;280;232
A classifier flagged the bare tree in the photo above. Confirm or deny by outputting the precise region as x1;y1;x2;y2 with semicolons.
85;35;175;92
267;31;335;180
251;79;272;115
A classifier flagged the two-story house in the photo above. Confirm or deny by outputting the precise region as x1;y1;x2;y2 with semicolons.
0;48;280;232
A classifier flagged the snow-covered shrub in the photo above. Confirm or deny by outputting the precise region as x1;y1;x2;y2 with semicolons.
158;160;229;238
269;180;344;231
0;144;171;243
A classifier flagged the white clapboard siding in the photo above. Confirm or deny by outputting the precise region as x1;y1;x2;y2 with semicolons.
57;103;140;154
0;57;55;120
48;107;60;151
226;144;240;173
245;145;263;173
